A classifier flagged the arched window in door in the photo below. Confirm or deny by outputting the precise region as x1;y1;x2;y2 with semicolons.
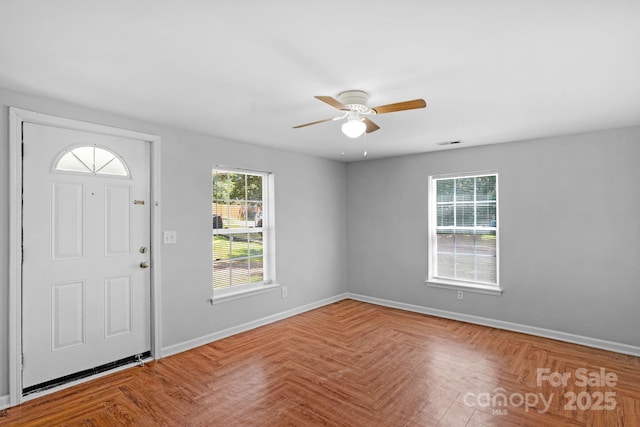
53;145;130;177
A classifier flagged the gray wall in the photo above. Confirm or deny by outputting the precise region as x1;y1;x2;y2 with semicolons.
347;126;640;347
0;87;348;396
2;84;639;400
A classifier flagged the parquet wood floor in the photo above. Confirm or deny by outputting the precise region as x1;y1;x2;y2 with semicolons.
2;299;639;426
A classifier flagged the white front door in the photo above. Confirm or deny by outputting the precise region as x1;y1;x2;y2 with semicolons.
21;122;151;389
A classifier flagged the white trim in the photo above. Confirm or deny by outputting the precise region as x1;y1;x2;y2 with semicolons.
346;293;640;357
8;108;23;407
8;108;163;406
149;128;163;371
425;280;503;296
0;394;9;410
7;289;638;408
162;293;348;357
167;290;640;363
265;173;276;285
430;169;499;180
214;164;272;175
211;283;280;304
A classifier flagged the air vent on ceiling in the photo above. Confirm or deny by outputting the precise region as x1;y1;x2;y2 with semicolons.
436;140;462;146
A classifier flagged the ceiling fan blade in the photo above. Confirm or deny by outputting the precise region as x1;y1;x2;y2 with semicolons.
364;118;380;133
371;99;426;114
292;117;335;129
315;96;348;110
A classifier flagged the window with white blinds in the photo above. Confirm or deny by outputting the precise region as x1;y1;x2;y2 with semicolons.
212;168;274;294
428;172;499;289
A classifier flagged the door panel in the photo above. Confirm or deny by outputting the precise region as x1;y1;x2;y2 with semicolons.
22;122;151;389
105;185;132;256
51;182;85;260
51;281;85;351
105;276;133;337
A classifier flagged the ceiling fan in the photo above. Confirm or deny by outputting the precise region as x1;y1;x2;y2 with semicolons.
293;90;426;138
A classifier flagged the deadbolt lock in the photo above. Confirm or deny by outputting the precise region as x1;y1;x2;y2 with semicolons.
139;246;148;254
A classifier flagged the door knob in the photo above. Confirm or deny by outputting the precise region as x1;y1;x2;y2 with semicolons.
140;261;150;269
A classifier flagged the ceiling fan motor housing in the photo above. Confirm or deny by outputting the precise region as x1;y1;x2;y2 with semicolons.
337;90;372;113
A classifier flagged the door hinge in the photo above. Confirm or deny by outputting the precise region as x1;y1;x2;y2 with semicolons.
21;354;24;370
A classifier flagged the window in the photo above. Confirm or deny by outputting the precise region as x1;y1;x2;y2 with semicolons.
54;145;129;177
427;172;500;294
212;168;275;299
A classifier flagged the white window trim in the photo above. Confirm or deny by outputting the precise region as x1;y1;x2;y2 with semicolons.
426;170;502;296
425;279;503;296
211;167;277;303
210;282;280;304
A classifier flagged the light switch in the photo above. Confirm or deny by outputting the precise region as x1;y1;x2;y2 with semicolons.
163;231;177;244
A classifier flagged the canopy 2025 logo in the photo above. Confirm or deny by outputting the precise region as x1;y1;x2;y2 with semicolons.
463;367;618;415
537;367;617;411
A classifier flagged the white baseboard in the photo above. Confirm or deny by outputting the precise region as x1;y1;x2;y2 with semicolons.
5;291;637;411
346;293;640;357
162;291;640;360
161;293;348;358
0;394;10;410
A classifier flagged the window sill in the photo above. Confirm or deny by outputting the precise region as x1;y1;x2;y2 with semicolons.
425;279;503;296
210;283;280;304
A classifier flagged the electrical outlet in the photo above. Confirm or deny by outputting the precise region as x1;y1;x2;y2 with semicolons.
457;290;464;300
281;286;288;298
163;231;177;244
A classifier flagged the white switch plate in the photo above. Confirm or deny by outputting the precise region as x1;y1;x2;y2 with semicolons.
163;231;177;244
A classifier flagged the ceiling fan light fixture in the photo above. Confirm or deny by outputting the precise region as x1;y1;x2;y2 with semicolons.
341;118;366;138
341;111;366;138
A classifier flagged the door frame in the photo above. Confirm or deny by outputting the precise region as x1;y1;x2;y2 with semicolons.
8;107;163;406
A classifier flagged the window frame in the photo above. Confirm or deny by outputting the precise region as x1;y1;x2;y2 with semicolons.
426;171;502;296
211;166;278;303
52;144;131;178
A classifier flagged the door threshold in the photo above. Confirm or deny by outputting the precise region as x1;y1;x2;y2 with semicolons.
23;351;152;399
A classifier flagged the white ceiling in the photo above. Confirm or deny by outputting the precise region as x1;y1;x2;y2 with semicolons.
1;1;639;161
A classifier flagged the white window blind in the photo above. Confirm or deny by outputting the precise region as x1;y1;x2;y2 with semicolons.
430;173;498;286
